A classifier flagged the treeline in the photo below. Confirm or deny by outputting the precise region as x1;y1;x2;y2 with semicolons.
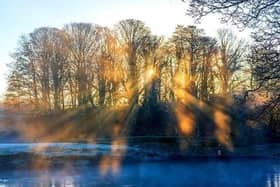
4;19;280;145
5;19;249;111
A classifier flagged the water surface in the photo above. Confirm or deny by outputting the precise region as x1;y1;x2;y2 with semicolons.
0;143;278;187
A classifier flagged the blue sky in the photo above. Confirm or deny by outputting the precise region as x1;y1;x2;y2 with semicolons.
0;0;249;100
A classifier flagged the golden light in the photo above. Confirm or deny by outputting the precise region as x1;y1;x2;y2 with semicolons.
176;106;195;136
214;109;233;150
99;138;126;175
145;67;155;82
147;68;154;77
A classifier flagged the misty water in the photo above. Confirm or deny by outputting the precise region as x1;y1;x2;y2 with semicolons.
0;143;279;187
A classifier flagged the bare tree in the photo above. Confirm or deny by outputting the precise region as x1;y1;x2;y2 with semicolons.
186;0;280;28
64;23;99;107
172;25;204;97
95;26;122;106
29;28;54;110
199;36;217;100
185;0;280;132
115;19;151;103
186;0;280;98
216;29;245;95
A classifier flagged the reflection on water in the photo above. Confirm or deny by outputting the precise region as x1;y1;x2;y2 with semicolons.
267;169;280;187
0;159;279;187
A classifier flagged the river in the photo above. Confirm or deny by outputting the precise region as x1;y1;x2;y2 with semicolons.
0;143;279;186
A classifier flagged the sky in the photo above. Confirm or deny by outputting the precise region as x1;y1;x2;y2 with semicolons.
0;0;250;100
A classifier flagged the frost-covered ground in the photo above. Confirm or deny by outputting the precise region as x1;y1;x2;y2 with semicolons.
0;143;130;157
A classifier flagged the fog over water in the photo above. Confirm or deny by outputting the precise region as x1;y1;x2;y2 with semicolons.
0;143;278;187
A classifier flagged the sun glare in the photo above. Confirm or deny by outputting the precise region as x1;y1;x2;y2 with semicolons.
145;68;155;82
